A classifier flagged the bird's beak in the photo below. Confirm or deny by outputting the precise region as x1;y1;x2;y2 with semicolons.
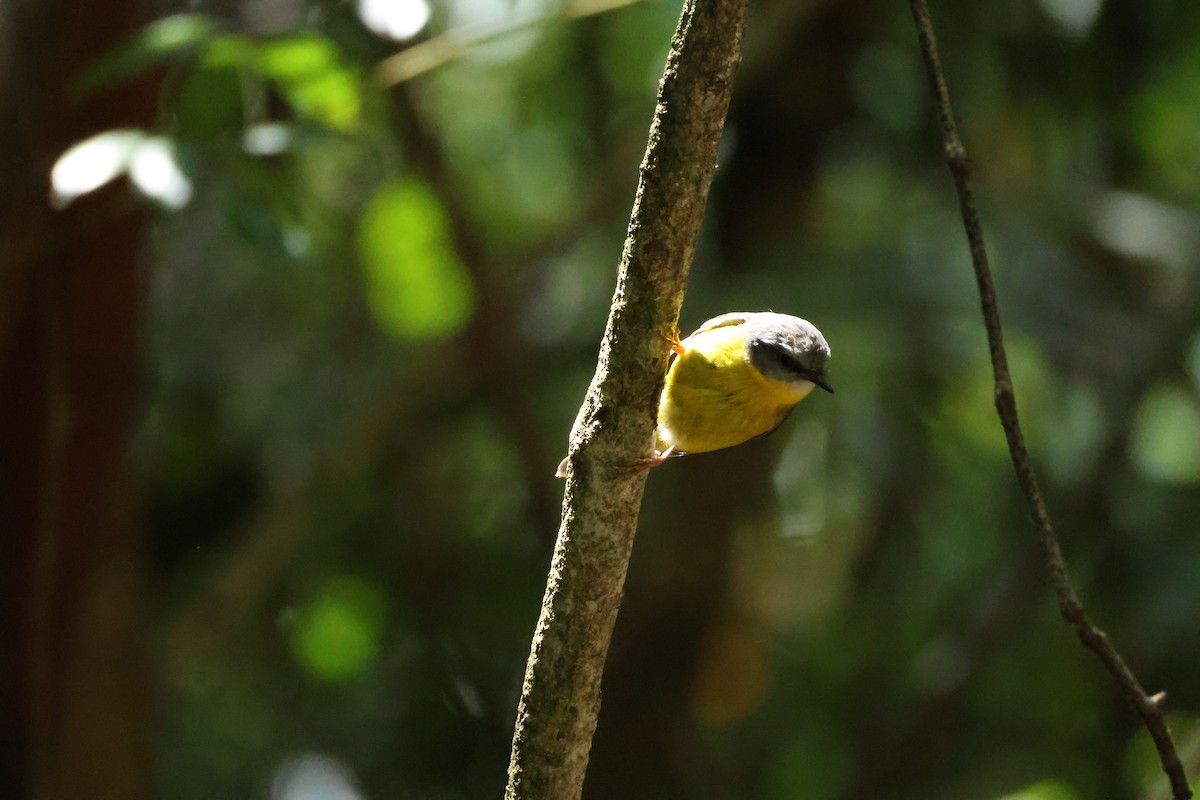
796;370;835;393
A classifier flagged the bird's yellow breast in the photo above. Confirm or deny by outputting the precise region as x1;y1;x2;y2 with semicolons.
656;324;813;454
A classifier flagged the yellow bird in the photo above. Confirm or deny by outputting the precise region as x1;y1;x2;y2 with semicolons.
557;312;832;476
654;311;832;460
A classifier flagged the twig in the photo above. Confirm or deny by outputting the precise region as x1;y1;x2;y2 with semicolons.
503;0;751;796
906;2;1193;798
1150;728;1200;800
374;0;648;87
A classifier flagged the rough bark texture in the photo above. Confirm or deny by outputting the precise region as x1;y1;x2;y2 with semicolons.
504;1;751;797
0;0;157;797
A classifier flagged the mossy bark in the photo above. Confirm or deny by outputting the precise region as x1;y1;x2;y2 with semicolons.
504;1;752;797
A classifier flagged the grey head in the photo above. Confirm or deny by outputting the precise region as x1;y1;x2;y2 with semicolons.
741;312;833;393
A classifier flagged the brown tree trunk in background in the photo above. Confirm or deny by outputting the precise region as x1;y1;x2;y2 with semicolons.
0;0;158;798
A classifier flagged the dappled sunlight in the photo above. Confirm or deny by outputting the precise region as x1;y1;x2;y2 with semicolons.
50;129;144;207
357;0;431;42
13;0;1200;797
271;754;363;800
51;129;192;209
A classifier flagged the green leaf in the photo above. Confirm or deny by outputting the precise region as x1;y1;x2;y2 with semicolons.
174;65;245;141
1132;383;1200;484
291;577;387;684
200;34;258;69
77;14;220;95
358;179;475;342
1131;51;1200;195
258;34;362;131
258;34;340;79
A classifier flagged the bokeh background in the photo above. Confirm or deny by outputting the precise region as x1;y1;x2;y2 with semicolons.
4;0;1200;798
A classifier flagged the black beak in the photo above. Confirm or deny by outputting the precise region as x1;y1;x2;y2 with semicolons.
794;368;834;394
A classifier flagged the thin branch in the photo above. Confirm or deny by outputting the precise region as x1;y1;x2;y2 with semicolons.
374;0;648;87
906;2;1193;798
503;0;752;797
1150;729;1200;800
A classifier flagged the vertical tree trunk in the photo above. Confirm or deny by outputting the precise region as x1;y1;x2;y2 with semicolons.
0;1;158;797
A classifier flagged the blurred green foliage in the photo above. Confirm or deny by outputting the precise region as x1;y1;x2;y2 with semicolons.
291;576;389;683
69;0;1200;797
358;178;475;340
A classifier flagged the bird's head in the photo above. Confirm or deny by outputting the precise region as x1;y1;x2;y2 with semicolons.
744;313;833;394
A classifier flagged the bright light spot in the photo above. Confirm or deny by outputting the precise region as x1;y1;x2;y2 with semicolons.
243;123;294;156
1038;0;1103;37
129;137;193;209
49;129;146;208
447;0;508;30
357;0;431;41
1132;384;1200;484
1093;191;1198;270
444;0;547;64
284;228;311;258
51;130;191;209
270;753;363;800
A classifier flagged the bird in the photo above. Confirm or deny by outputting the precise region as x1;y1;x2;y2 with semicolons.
557;311;832;477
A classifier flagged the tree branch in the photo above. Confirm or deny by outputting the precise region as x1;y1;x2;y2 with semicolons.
374;0;648;87
906;2;1193;798
503;0;751;797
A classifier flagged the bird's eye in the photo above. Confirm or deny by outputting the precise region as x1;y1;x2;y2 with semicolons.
750;339;811;383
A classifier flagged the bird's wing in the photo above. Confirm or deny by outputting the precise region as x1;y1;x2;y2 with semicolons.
688;312;753;337
753;404;796;442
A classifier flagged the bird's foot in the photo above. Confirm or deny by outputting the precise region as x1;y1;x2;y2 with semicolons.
558;446;678;479
621;445;676;476
664;324;685;356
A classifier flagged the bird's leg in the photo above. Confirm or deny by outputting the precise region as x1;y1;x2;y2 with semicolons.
649;444;676;466
621;445;676;476
560;446;678;479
